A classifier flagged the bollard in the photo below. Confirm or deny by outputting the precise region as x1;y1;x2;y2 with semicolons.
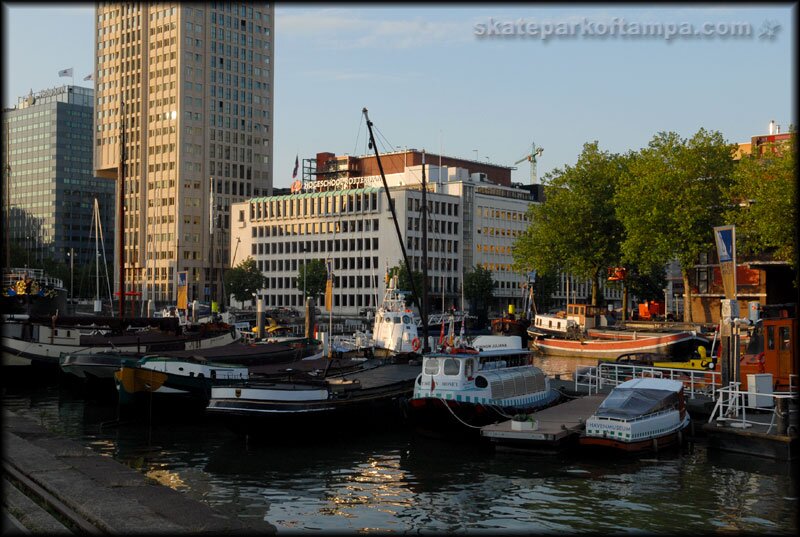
776;397;789;436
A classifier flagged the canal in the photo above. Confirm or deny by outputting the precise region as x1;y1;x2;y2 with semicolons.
2;365;797;534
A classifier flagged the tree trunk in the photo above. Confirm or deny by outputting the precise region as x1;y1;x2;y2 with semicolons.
682;269;693;323
622;283;628;322
591;268;599;307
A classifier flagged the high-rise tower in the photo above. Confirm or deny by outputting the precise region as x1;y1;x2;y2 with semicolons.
93;3;274;307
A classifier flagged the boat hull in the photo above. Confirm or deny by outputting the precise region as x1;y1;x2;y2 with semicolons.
206;363;419;437
408;389;561;437
531;331;706;360
579;417;691;454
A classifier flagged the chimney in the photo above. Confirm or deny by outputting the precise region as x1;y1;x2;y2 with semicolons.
769;120;775;135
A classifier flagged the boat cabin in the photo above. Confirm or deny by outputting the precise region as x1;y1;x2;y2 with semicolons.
741;315;796;391
415;353;548;403
565;303;606;331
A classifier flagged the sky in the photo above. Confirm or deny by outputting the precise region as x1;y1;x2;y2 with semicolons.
2;3;795;188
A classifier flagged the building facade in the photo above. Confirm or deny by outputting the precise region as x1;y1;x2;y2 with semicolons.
232;149;624;317
3;85;115;270
93;2;274;306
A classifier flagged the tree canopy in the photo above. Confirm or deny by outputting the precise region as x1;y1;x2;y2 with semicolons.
615;129;736;321
513;141;626;306
223;257;265;303
296;258;328;302
464;265;494;326
388;263;424;309
724;136;796;267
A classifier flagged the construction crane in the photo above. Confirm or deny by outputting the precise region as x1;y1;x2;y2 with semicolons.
514;142;544;185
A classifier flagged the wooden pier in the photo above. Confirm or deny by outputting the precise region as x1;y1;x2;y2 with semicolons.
481;394;606;453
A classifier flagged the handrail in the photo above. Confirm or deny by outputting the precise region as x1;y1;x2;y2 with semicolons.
707;381;797;433
574;361;721;399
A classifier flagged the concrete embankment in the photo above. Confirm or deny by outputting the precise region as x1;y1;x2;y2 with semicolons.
2;409;275;534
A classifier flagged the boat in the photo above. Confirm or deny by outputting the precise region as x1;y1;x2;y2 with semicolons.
205;359;420;436
114;354;250;408
2;268;68;318
528;303;708;360
491;279;536;343
3;314;241;368
579;377;691;453
407;334;561;436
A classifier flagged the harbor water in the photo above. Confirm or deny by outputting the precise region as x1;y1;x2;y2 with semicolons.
2;363;797;535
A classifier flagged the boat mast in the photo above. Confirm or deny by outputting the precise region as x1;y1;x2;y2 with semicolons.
117;100;126;318
420;151;430;351
361;108;427;329
5;121;11;271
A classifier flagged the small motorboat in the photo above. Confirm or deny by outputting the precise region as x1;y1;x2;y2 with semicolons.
579;377;691;453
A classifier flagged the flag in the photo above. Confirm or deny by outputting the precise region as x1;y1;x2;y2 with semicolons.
292;154;299;179
58;68;73;78
713;225;736;300
176;271;188;310
83;73;93;81
324;259;333;312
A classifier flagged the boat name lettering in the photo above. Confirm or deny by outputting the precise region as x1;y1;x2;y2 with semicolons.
593;422;628;432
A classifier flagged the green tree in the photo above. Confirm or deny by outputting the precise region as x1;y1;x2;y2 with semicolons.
615;129;736;322
724;136;796;268
513;141;626;306
297;258;328;303
223;257;265;304
464;265;494;326
388;263;424;308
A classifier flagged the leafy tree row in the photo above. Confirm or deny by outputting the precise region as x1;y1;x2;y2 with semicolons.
512;129;796;322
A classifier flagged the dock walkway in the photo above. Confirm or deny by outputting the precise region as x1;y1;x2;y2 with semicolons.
481;394;607;453
2;409;275;534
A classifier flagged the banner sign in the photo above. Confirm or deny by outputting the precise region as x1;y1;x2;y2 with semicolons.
713;225;736;300
176;270;188;310
325;259;333;312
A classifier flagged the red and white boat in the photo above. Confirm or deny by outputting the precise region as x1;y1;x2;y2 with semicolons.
579;377;690;453
531;329;706;360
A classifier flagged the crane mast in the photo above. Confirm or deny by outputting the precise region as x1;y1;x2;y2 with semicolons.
514;142;544;185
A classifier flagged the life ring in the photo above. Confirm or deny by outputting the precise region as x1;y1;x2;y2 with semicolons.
411;337;421;351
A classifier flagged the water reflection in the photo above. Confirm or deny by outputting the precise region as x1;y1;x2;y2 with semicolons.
2;373;797;534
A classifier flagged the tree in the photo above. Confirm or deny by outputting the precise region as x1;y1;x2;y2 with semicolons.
724;136;796;268
223;257;265;304
296;258;328;303
615;129;736;322
513;141;626;306
388;263;424;309
464;265;494;326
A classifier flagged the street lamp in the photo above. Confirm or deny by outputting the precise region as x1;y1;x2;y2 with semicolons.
68;247;74;309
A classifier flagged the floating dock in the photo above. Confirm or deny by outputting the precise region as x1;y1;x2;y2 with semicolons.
481;394;606;453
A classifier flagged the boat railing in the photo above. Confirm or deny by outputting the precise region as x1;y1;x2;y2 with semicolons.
575;362;721;399
3;268;65;290
707;380;798;434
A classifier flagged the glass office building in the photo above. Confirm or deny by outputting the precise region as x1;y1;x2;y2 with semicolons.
3;85;115;269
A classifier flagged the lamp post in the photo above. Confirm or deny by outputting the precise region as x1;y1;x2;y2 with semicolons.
68;247;74;310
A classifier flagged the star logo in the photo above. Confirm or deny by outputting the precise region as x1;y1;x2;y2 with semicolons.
759;20;780;40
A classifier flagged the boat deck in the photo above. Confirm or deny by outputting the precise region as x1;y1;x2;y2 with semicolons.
481;394;606;452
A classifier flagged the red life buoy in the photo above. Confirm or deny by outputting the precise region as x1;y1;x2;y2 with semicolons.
411;337;421;351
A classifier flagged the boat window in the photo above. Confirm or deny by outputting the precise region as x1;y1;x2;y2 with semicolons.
393;316;401;324
767;326;775;350
474;375;488;388
424;358;439;375
402;315;411;325
779;327;790;350
465;359;474;378
384;316;392;324
443;358;460;376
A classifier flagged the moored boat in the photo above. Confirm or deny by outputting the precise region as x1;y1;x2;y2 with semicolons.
408;335;561;436
114;355;250;407
3;315;240;368
579;377;691;453
205;360;420;436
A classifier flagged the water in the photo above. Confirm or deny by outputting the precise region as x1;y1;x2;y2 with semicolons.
3;368;797;535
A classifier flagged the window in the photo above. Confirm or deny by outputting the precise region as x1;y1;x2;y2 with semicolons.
424;358;439;375
443;358;460;376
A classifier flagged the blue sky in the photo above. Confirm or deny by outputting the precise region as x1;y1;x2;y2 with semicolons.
3;3;795;188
